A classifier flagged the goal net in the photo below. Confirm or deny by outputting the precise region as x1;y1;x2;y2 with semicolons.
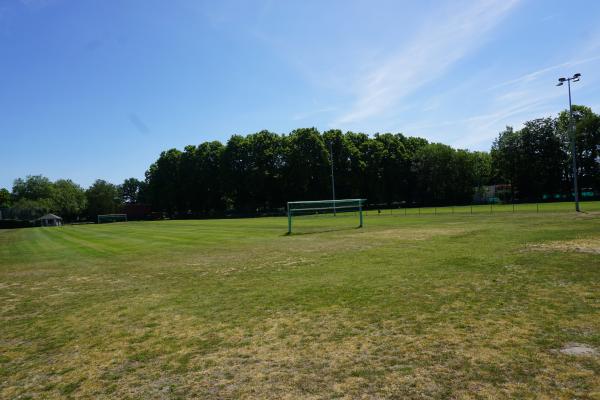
287;199;366;234
97;213;128;224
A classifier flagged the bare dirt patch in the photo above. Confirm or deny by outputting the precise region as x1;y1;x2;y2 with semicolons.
345;226;471;241
558;343;598;356
527;238;600;255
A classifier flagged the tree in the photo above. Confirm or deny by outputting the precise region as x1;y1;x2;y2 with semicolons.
10;175;54;220
520;118;564;200
471;151;492;202
221;135;252;212
491;126;520;189
10;199;50;220
471;151;492;187
451;149;477;204
322;130;363;200
374;133;409;204
412;143;458;205
121;178;144;204
179;145;200;212
492;119;565;202
52;179;86;221
196;141;226;214
145;149;183;214
179;141;225;214
245;131;285;210
359;138;386;204
12;175;54;201
400;136;429;204
86;180;120;220
0;188;11;208
284;128;330;202
557;105;600;194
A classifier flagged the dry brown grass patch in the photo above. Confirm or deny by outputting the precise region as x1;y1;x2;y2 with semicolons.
527;238;600;255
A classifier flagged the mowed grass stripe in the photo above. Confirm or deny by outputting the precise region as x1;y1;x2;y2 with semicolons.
40;228;120;257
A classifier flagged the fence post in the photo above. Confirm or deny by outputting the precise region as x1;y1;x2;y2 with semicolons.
359;204;363;228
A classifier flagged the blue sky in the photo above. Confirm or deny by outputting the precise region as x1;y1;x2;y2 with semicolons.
1;0;600;189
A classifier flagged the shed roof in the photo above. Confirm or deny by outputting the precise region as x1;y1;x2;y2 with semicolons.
39;213;62;220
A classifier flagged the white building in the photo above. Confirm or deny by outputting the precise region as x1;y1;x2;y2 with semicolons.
37;213;63;227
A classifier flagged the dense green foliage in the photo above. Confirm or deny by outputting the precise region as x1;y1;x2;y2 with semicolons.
2;107;599;220
0;188;11;208
85;180;120;220
120;177;146;204
144;129;491;215
3;176;87;221
557;105;600;191
144;106;599;214
492;106;600;201
51;179;88;221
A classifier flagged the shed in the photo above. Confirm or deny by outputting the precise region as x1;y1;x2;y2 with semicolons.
38;213;63;227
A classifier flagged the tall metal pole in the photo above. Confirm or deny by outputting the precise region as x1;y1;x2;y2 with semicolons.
567;79;580;212
287;203;292;234
329;140;336;216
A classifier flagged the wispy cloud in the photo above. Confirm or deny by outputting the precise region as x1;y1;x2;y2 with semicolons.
488;55;600;90
397;80;568;149
452;50;600;148
396;23;600;150
441;87;563;148
332;0;520;126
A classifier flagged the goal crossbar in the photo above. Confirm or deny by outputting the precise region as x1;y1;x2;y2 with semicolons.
288;205;357;212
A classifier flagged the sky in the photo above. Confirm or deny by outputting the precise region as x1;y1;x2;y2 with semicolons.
1;0;600;189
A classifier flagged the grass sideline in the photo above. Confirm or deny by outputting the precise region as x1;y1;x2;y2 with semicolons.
366;199;600;216
1;208;600;398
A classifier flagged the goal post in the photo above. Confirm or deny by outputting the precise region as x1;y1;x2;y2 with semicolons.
97;213;128;224
287;198;366;234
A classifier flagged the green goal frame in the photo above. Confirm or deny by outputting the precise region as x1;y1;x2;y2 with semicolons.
286;199;366;234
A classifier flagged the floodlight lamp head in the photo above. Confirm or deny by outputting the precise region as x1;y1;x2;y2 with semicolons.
556;82;563;86
573;73;581;79
558;77;567;82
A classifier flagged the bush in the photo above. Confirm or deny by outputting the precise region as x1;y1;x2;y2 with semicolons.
0;219;32;229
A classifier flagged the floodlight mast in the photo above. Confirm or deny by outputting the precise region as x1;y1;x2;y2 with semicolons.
328;140;336;216
556;73;581;212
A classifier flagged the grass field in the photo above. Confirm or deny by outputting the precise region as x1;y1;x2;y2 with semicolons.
369;200;600;216
2;203;600;399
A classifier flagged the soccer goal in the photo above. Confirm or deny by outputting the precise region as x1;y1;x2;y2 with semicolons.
97;213;128;224
287;199;366;234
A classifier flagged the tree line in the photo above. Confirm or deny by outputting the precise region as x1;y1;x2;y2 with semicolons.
1;106;598;222
492;105;600;201
143;129;493;215
0;176;143;222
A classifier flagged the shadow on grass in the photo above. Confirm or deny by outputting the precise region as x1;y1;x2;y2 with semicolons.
282;225;363;236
